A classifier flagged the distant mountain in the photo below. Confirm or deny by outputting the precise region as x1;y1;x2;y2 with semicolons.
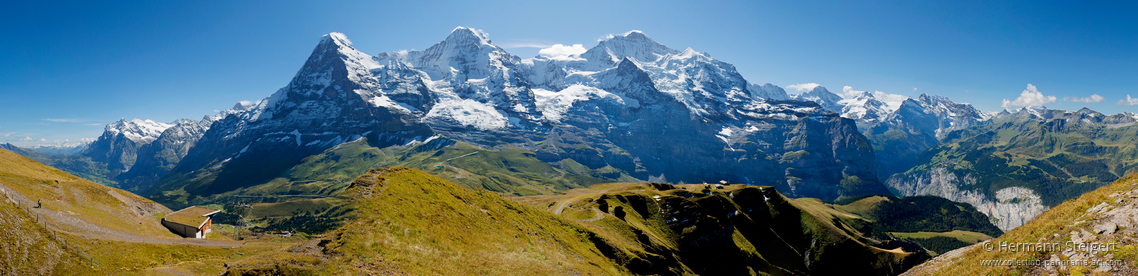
792;86;844;113
860;94;993;180
80;118;173;177
749;83;791;101
28;143;88;155
134;27;890;202
886;106;1138;230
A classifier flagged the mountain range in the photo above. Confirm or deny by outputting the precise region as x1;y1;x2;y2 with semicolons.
11;27;1138;235
88;28;899;202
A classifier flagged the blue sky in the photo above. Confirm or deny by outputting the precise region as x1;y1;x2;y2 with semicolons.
2;0;1136;147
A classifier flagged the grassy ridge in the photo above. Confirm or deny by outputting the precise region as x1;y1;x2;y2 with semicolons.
153;138;638;234
226;167;627;275
522;182;933;275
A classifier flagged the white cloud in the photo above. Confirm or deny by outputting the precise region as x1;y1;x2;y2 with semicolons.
596;34;616;42
1117;95;1138;106
18;136;31;141
38;138;46;142
786;83;821;92
538;44;588;60
913;87;918;92
1064;94;1104;103
2;133;10;138
841;86;865;98
1001;84;1056;108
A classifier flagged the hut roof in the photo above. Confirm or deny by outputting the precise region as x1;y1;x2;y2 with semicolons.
165;206;220;228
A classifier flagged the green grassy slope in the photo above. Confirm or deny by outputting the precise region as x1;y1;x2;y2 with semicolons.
0;148;293;275
225;167;629;275
522;182;933;275
834;195;1003;255
836;195;1003;237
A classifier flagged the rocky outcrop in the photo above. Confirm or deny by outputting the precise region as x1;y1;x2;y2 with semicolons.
1032;189;1138;274
901;176;1138;275
887;166;1048;231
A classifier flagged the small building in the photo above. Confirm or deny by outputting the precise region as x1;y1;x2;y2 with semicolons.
162;206;220;238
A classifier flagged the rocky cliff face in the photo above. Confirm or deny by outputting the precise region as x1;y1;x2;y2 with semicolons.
886;166;1047;231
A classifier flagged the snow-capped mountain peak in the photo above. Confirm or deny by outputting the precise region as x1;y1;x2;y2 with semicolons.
105;118;173;143
792;86;843;113
446;26;493;46
581;30;680;66
748;83;790;101
323;32;353;48
407;26;518;82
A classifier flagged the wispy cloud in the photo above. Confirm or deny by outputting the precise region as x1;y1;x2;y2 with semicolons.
1117;95;1138;106
538;44;588;60
43;118;89;123
1001;84;1056;108
1063;94;1104;103
18;136;31;141
786;83;821;92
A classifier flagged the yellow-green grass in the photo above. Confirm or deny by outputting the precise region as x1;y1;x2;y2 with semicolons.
0;185;282;275
834;195;892;218
0;148;300;275
0;148;175;238
266;167;627;275
0;201;91;274
905;173;1138;275
890;230;993;244
67;236;279;275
